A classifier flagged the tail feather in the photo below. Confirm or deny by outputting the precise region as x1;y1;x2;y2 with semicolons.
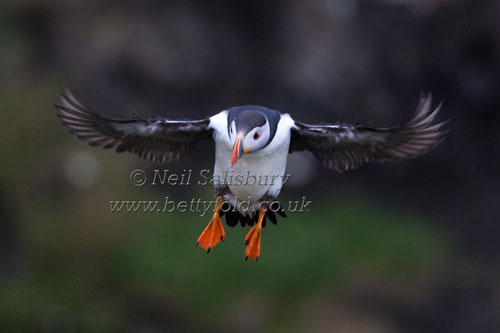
219;201;287;228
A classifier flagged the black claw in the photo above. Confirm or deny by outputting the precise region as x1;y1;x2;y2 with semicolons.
256;257;259;261
196;241;199;246
245;255;248;261
206;247;211;254
220;236;224;241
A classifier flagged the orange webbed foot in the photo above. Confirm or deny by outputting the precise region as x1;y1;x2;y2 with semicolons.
196;197;225;253
244;206;266;261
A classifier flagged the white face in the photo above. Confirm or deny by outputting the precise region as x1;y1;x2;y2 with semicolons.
229;119;270;153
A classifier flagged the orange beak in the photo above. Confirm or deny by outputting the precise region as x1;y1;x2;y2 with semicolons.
231;133;245;167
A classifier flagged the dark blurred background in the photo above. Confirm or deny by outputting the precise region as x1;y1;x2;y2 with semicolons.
1;0;499;331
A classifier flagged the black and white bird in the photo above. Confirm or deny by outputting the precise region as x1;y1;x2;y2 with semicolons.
55;89;447;260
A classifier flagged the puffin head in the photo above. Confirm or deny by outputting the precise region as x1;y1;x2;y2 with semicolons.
227;106;280;166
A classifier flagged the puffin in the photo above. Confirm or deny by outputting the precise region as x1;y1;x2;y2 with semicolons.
54;89;448;260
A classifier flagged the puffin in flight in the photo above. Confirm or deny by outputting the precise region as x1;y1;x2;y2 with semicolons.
55;89;447;260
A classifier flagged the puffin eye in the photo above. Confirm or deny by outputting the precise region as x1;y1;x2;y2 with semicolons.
253;132;260;140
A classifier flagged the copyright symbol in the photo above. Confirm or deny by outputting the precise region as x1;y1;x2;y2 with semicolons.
130;169;147;186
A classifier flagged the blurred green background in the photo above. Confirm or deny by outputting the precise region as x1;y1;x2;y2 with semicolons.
1;0;499;331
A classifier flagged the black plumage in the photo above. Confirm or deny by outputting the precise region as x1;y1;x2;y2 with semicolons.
289;94;448;172
226;105;281;149
219;201;287;228
54;89;213;164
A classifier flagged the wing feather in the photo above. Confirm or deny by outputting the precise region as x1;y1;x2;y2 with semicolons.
54;89;213;163
289;94;448;172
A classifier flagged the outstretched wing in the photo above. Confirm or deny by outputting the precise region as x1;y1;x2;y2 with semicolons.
289;94;448;172
54;89;213;163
